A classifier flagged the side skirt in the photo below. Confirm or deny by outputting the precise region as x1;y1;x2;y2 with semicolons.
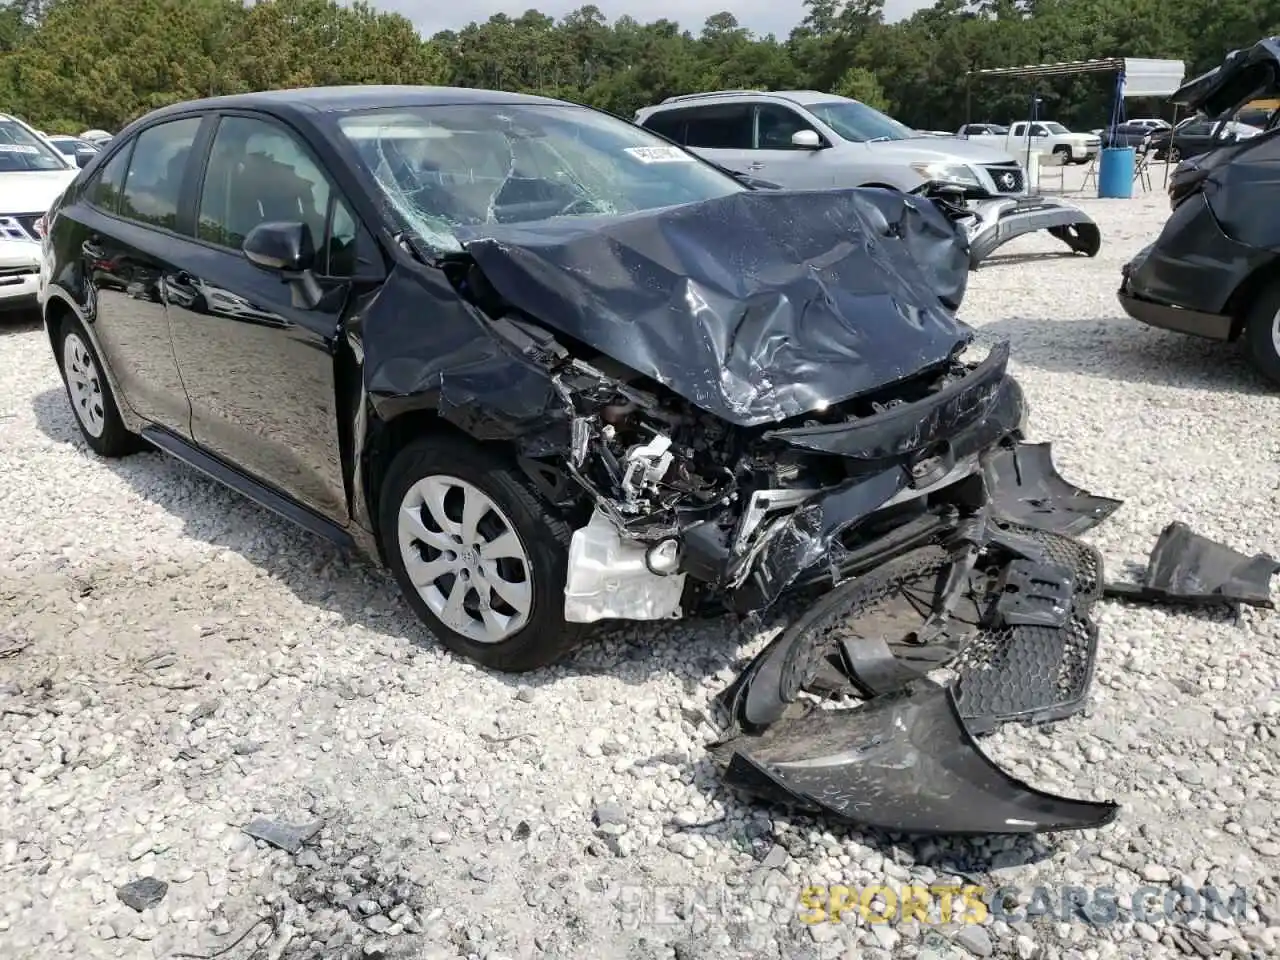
140;425;354;550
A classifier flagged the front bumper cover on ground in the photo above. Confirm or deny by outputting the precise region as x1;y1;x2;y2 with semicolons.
708;443;1277;835
963;196;1102;269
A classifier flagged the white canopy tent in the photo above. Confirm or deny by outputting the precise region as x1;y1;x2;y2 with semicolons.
1119;58;1187;99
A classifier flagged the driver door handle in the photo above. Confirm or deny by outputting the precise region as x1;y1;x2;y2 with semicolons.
81;235;104;259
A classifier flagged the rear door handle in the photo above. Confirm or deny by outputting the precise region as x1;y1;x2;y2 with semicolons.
81;235;103;259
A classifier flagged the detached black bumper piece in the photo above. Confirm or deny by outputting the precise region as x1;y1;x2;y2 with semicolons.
712;520;1117;835
1105;521;1280;609
984;441;1124;536
715;681;1119;835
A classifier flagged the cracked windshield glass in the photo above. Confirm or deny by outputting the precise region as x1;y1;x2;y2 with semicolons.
335;104;744;252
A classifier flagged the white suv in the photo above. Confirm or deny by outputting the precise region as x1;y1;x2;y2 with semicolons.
0;113;80;312
634;90;1029;199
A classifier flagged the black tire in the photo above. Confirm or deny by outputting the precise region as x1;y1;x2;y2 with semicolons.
1168;146;1181;163
1242;281;1280;386
54;312;142;458
378;434;587;672
1052;146;1072;166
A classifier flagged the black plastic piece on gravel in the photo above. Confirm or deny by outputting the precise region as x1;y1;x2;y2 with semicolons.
117;877;168;912
952;614;1100;735
242;817;324;854
1104;521;1280;609
985;441;1123;536
718;681;1119;835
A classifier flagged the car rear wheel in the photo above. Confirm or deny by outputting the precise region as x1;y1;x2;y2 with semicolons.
1243;282;1280;387
1052;146;1071;165
56;314;142;458
378;434;587;672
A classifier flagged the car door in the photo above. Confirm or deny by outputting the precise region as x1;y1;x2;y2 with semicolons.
672;103;756;175
63;116;204;436
163;111;384;522
745;103;834;189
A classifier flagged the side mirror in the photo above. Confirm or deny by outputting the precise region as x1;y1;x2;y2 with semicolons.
243;221;315;273
75;152;93;169
791;129;822;149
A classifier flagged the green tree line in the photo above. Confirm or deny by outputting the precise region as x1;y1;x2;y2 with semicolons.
1;0;1277;135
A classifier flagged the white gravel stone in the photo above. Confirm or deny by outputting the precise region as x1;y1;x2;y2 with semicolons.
2;166;1278;960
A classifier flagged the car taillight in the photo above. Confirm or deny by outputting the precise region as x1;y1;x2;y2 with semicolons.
33;214;47;239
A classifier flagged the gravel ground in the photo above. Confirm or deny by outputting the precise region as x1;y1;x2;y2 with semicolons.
3;166;1279;960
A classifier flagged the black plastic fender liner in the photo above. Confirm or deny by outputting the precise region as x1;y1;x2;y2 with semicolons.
984;441;1123;536
1105;521;1280;609
717;681;1120;835
964;197;1103;269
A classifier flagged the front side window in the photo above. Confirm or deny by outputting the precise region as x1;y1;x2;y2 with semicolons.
119;117;202;230
1030;124;1050;137
1043;122;1070;135
332;103;744;252
755;104;820;149
198;116;331;251
805;100;916;143
0;117;72;171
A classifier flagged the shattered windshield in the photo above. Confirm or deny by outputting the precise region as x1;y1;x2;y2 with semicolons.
806;100;917;143
334;103;746;252
0;118;72;171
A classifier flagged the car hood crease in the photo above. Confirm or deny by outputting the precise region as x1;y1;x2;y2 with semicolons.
456;188;972;427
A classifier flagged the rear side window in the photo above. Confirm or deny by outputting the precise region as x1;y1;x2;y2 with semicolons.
85;146;132;214
119;117;202;231
641;111;686;143
681;105;753;149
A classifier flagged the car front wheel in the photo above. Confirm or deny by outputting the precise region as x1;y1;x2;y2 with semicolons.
56;314;141;457
1243;281;1280;387
378;435;587;672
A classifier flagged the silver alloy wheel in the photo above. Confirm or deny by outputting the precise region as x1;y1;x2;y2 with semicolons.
63;331;106;438
397;474;533;644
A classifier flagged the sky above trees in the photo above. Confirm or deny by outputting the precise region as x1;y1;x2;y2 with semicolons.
378;0;928;38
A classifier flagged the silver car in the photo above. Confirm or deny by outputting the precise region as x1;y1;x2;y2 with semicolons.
634;90;1029;198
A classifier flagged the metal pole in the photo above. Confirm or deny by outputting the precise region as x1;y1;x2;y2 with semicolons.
1164;103;1179;188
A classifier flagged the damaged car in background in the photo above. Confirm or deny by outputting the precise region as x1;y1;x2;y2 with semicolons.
1119;36;1280;384
40;87;1276;837
634;89;1102;270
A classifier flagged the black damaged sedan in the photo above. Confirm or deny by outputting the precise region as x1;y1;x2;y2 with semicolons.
42;85;1038;672
41;86;1132;834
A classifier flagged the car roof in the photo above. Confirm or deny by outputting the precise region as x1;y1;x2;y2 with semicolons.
638;90;850;117
135;85;569;127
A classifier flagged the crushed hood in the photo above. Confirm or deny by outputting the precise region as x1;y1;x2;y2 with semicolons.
1172;37;1280;116
457;188;972;427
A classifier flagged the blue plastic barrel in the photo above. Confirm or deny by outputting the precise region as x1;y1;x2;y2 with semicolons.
1097;147;1135;199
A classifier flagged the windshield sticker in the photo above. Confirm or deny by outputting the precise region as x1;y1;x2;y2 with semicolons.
0;143;39;154
624;146;695;164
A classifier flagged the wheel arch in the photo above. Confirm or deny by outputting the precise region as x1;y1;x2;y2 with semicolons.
362;405;477;564
42;290;143;434
1225;258;1280;340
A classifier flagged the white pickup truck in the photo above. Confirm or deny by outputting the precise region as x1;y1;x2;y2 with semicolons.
957;121;1101;165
